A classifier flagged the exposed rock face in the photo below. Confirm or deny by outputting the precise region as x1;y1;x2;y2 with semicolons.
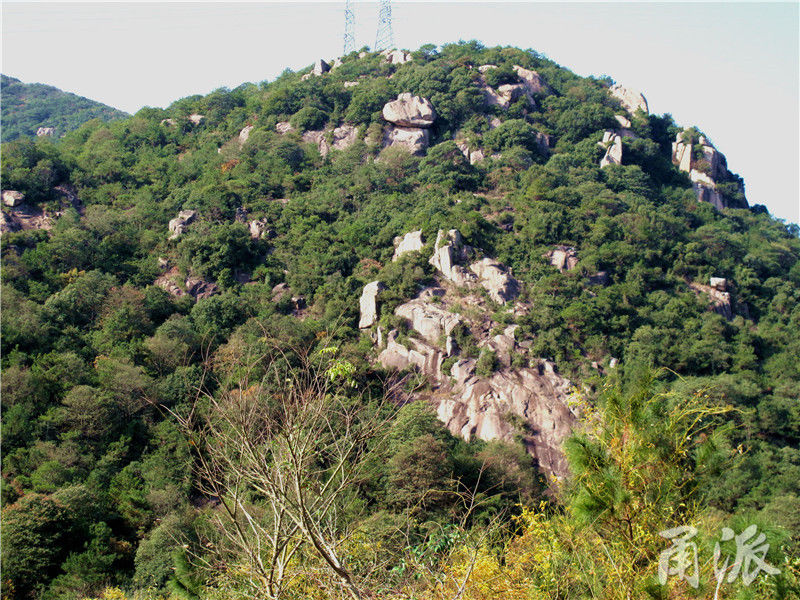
359;281;386;329
2;191;25;207
478;64;497;73
394;289;461;343
383;126;430;155
249;218;269;239
393;230;425;261
36;127;55;137
312;59;330;76
187;114;204;125
161;118;177;127
429;229;477;286
379;330;448;384
599;131;623;168
546;246;579;272
185;277;219;300
438;362;576;477
588;271;610;286
168;210;197;240
456;140;487;165
332;124;358;151
382;93;436;128
672;130;747;210
302;130;330;156
238;125;254;143
469;258;520;304
513;65;550;95
343;81;359;88
482;85;510;110
275;121;294;135
709;277;728;291
1;210;20;234
688;280;733;320
497;83;532;106
609;83;648;115
382;49;412;64
614;115;632;129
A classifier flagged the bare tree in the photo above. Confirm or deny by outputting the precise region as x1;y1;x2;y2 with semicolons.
176;340;395;600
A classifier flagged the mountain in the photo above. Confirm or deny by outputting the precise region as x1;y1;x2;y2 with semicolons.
1;74;128;142
1;42;798;599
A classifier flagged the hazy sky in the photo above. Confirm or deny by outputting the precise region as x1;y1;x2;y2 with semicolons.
2;1;798;223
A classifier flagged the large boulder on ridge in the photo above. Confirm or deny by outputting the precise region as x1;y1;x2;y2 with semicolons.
382;93;436;128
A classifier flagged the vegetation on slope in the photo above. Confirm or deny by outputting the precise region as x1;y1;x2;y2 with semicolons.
1;41;798;599
1;74;128;143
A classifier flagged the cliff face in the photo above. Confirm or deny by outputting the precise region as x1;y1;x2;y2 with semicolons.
362;230;580;479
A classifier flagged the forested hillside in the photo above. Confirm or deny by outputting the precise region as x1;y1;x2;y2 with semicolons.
1;42;798;600
1;75;128;142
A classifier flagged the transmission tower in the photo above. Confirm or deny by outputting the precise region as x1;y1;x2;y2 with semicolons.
375;0;394;52
343;0;355;55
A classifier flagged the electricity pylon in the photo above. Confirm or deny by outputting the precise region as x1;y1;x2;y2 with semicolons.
375;0;393;52
343;0;355;54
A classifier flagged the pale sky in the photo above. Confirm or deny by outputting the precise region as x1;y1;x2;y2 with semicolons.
2;1;798;223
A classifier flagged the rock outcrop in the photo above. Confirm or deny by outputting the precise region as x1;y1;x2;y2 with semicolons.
382;126;430;155
513;65;550;95
249;218;269;240
359;281;385;329
185;276;219;300
382;93;436;128
332;124;358;151
2;191;25;207
437;361;576;477
546;246;579;272
275;121;294;135
36;127;55;137
469;258;520;304
393;230;425;261
168;210;197;240
609;83;648;115
429;229;477;287
382;49;412;64
688;279;733;320
672;130;747;210
394;289;461;343
187;114;204;125
238;125;254;144
379;329;448;384
599;131;623;168
156;268;218;300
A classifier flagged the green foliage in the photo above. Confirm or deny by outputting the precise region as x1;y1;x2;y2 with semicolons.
1;74;128;142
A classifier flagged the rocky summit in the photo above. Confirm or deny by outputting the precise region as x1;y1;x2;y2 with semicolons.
2;41;797;600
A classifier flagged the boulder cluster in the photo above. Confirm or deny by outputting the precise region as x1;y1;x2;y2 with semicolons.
381;93;437;155
672;130;748;210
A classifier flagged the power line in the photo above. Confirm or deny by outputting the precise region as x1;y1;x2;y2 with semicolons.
343;0;355;55
375;0;393;52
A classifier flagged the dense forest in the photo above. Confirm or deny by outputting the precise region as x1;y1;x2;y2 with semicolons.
1;75;128;143
1;42;798;600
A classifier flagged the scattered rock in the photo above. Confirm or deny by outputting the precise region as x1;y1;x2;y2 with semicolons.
36;127;55;137
609;83;648;115
168;209;197;240
359;281;386;329
393;230;425;261
382;93;436;128
469;258;520;304
2;191;25;207
546;246;579;272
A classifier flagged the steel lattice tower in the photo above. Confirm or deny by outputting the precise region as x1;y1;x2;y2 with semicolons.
375;0;393;52
343;0;355;55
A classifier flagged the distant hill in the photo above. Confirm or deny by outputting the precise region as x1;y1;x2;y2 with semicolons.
0;74;128;142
